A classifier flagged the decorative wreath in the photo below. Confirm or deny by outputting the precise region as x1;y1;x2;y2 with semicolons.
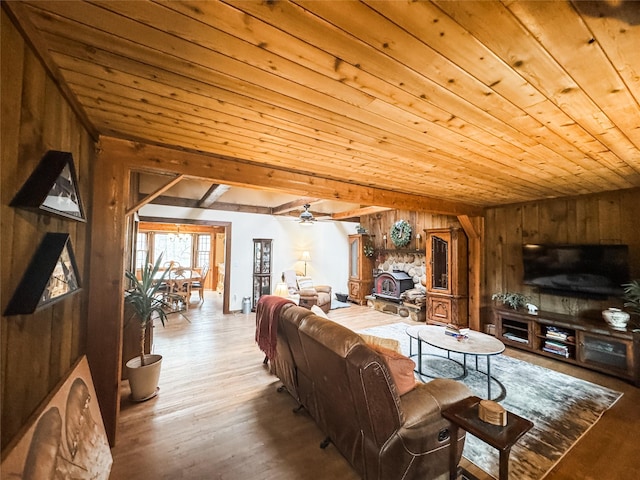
390;220;412;248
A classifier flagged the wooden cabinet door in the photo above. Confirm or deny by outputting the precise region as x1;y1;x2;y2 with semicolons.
426;230;452;295
348;280;361;299
427;296;452;324
348;234;373;305
577;331;633;377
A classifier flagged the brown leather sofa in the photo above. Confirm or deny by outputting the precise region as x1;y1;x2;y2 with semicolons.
269;300;473;480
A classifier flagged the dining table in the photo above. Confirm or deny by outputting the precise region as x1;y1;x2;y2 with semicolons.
152;268;201;283
152;268;202;310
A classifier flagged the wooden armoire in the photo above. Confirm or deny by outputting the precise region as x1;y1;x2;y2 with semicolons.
348;234;374;305
425;227;468;327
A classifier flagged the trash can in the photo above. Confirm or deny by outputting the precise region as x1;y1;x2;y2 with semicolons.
242;297;252;314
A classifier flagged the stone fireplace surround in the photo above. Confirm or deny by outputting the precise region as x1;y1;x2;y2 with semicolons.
374;251;427;293
367;251;427;323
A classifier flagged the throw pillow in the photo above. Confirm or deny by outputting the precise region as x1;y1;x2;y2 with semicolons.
296;277;314;289
359;334;401;354
369;344;416;396
310;304;329;318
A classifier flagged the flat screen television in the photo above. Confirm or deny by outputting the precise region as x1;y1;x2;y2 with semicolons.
522;244;629;297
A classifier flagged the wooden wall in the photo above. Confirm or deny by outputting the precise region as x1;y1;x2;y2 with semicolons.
362;191;639;331
360;210;461;251
0;10;95;449
484;188;640;325
360;209;485;329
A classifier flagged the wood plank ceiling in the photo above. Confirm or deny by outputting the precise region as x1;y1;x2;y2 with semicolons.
5;0;640;214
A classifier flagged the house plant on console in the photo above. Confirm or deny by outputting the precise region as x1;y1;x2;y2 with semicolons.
492;291;531;310
124;254;174;401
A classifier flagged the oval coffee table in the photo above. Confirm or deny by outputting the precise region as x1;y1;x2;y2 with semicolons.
405;325;429;376
418;325;505;400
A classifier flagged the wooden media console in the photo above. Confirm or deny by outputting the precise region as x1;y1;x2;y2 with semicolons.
493;307;640;386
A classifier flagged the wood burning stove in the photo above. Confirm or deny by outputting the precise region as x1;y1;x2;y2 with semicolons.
374;271;414;302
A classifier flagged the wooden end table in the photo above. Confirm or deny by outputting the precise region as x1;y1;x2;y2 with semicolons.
442;396;533;480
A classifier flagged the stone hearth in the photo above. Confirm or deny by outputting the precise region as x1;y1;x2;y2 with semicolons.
366;295;426;323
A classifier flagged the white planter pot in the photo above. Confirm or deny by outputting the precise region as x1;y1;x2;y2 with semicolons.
126;354;162;401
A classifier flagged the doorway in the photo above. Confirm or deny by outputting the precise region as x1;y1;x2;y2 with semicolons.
132;219;231;314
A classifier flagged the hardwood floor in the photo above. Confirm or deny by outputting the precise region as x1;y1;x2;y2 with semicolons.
109;292;640;479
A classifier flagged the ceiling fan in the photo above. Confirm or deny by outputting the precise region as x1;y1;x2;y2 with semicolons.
298;204;316;225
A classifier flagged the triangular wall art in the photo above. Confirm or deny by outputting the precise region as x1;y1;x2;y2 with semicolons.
4;233;82;315
10;150;86;222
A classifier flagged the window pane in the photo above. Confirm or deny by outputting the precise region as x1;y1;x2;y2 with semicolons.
154;233;192;267
135;233;149;269
196;234;211;269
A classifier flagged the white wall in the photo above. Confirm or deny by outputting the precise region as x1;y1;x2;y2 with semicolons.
139;204;358;310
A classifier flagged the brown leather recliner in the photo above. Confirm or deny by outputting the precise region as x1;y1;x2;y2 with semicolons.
297;284;332;313
269;301;473;480
283;270;332;313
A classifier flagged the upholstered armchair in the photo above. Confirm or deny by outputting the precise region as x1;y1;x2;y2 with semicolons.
283;270;332;313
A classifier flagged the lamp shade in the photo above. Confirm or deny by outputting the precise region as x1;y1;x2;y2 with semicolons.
274;282;289;298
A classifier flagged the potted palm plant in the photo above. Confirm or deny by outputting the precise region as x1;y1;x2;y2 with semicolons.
124;254;173;401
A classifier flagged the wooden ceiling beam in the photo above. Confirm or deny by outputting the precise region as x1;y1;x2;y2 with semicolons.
198;184;231;208
126;174;184;216
271;197;322;215
150;195;273;215
332;206;392;220
101;137;484;217
137;221;221;234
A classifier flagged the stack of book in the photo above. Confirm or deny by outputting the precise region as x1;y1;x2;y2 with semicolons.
545;326;573;342
503;332;529;344
445;324;469;339
542;340;571;358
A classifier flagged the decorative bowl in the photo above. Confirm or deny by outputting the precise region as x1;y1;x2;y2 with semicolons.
602;308;630;330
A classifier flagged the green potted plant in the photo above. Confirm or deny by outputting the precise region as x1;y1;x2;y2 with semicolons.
363;237;375;257
124;254;173;401
491;291;530;310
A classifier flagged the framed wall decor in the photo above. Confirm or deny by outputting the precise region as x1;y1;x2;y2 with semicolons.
0;356;113;479
10;150;86;222
4;233;81;315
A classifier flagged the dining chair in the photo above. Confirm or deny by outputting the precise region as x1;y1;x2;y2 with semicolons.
163;261;180;270
167;275;192;311
191;265;209;302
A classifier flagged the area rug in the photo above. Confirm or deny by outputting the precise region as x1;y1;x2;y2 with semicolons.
359;322;623;480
